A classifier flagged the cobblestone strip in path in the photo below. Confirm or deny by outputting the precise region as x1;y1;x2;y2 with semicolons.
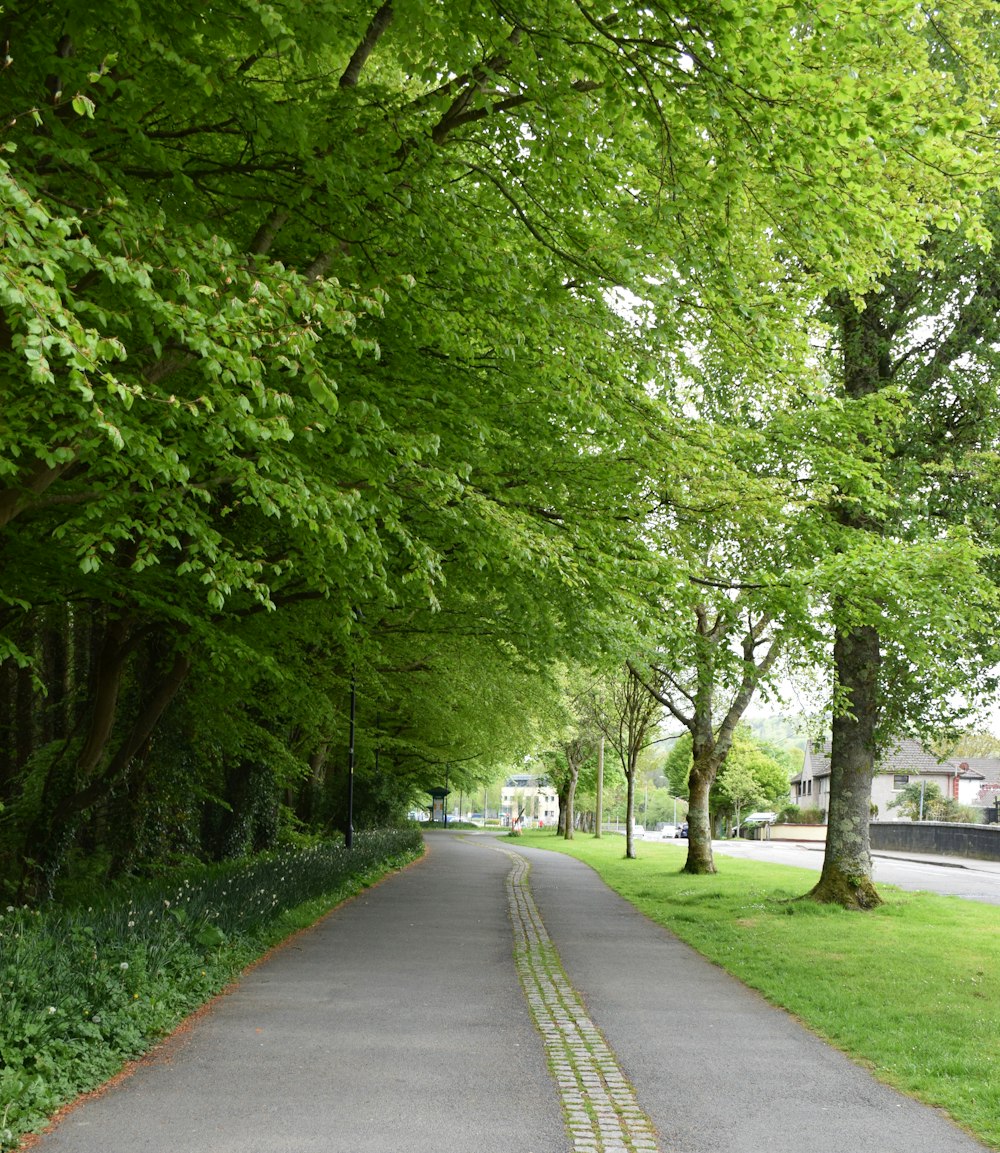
503;848;662;1153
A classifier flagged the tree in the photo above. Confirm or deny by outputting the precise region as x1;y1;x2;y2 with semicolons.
715;761;765;834
629;549;791;874
715;734;791;832
592;667;662;859
931;731;1000;760
888;781;981;824
656;725;791;835
537;674;605;841
806;210;1000;908
3;0;999;892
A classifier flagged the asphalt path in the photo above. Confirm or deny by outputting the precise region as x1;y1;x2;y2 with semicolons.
708;837;1000;905
36;833;567;1153
32;831;994;1153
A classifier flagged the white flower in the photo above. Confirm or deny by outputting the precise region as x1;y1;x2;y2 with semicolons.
47;1006;56;1014
119;962;129;970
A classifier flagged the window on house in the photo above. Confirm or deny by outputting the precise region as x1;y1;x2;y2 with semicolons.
893;774;909;790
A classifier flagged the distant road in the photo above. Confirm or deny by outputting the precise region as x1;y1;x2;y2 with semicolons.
711;838;1000;906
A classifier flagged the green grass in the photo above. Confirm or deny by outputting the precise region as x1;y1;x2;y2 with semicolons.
516;830;1000;1150
0;829;423;1151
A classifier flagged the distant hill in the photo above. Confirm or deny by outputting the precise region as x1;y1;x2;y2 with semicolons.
745;714;808;766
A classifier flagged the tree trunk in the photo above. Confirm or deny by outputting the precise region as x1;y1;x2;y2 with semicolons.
806;622;882;909
563;772;578;841
808;291;888;909
19;631;191;897
75;613;133;777
684;755;717;874
624;769;636;858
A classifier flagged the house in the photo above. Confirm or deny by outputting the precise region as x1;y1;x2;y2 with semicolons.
789;739;1000;820
955;759;1000;806
500;773;559;828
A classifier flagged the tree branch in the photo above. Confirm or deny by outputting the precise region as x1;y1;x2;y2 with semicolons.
0;456;77;530
340;3;394;89
249;207;291;257
627;660;694;733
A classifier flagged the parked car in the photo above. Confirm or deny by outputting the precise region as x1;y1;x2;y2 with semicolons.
674;822;689;839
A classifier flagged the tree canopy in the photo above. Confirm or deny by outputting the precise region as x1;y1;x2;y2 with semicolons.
3;0;1000;894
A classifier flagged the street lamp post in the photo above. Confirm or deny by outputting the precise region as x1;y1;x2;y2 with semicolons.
346;607;363;851
346;669;356;849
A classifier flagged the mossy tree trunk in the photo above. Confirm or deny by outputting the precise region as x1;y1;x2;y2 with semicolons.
807;293;887;909
683;754;719;874
807;622;882;909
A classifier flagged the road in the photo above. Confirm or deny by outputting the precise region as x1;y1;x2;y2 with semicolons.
34;832;995;1153
709;837;1000;905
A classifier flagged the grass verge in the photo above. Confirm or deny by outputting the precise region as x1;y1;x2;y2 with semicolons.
516;830;1000;1150
0;828;423;1151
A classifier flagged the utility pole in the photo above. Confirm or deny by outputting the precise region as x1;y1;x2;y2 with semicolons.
595;735;604;838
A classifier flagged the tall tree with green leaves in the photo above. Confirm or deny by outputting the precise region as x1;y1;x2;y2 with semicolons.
3;0;999;890
805;215;1000;907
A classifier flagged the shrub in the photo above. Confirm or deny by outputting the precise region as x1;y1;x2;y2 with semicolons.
776;805;825;825
0;828;421;1151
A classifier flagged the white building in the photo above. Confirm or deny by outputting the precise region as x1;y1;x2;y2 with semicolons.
500;773;559;828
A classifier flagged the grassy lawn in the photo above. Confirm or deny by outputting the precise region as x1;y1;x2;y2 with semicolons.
515;829;1000;1150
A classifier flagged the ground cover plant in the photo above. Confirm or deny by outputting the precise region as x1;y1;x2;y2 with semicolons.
516;830;1000;1150
0;828;422;1151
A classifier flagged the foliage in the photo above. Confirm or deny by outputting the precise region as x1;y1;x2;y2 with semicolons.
638;785;688;829
888;783;982;824
777;805;826;826
3;0;1000;891
0;829;420;1150
930;731;1000;760
658;725;792;829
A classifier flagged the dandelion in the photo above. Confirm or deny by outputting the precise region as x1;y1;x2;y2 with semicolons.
120;962;129;970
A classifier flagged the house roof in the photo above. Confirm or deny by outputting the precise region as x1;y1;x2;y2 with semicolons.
802;737;958;781
954;757;1000;782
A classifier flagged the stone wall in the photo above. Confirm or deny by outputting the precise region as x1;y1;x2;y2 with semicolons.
869;820;1000;861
